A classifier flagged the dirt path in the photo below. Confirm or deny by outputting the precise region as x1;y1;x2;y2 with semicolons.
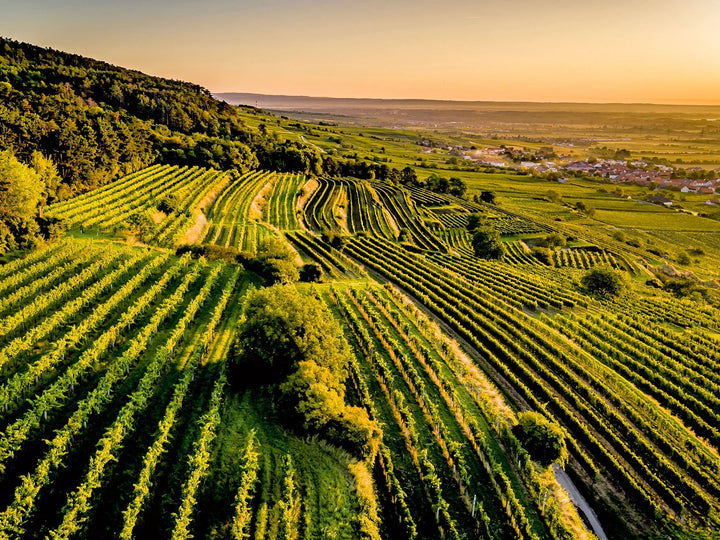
299;135;326;153
553;465;608;539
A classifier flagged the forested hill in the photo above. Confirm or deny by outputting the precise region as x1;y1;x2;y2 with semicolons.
0;37;263;197
0;38;413;202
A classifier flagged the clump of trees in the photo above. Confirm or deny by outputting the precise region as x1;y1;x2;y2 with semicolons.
467;214;504;260
423;173;467;197
663;278;720;308
229;285;382;460
512;412;567;468
0;149;65;254
574;201;596;217
581;268;626;298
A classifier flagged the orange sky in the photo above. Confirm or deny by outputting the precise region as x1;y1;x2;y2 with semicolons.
3;0;720;103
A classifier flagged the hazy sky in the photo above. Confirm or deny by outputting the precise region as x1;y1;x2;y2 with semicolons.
2;0;720;103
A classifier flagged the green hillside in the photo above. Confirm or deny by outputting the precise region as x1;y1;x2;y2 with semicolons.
1;40;719;540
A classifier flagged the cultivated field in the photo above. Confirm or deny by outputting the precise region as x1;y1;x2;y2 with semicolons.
2;147;720;539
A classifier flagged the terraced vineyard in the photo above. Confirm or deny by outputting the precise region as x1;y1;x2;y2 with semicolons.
47;165;229;248
3;160;720;540
345;235;720;535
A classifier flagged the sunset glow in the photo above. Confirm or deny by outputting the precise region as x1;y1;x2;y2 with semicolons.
3;0;720;103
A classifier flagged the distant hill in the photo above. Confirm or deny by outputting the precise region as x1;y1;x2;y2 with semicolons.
216;92;720;133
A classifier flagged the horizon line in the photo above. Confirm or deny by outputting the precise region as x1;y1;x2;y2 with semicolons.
213;91;720;108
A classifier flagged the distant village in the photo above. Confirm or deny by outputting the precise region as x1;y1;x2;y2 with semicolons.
420;140;720;207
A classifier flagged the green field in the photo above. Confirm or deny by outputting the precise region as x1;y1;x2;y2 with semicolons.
3;158;720;539
3;84;720;540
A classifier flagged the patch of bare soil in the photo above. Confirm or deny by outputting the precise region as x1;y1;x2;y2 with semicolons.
182;213;207;245
249;180;274;222
335;185;349;232
297;178;318;211
180;175;229;245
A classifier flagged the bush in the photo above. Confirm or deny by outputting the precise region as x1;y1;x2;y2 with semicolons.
545;190;562;203
466;213;487;233
581;268;626;298
240;237;300;285
531;247;554;266
124;210;157;243
512;412;567;467
321;231;346;250
176;243;240;263
471;227;504;259
676;252;691;266
157;193;180;214
299;263;323;282
538;233;566;249
263;257;299;285
480;190;496;204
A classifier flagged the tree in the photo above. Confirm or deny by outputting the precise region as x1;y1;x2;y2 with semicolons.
230;286;381;460
29;151;61;205
574;201;595;217
466;213;487;233
581;268;626;298
263;258;299;285
157;193;180;214
448;177;466;197
231;286;349;386
400;166;417;186
539;233;566;249
480;190;496;204
299;263;322;282
124;210;157;243
0;150;44;219
512;412;567;467
531;247;554;266
471;226;504;259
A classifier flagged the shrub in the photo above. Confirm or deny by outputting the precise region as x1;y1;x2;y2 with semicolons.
471;226;504;259
263;257;299;285
581;268;626;298
466;213;487;233
299;263;323;282
677;252;691;266
176;243;239;263
157;193;180;214
512;412;567;467
538;233;566;249
531;247;554;266
611;231;626;242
